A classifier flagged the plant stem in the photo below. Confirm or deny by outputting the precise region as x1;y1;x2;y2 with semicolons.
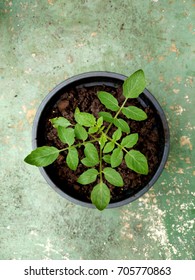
99;145;103;182
105;97;128;135
59;139;97;152
105;135;129;154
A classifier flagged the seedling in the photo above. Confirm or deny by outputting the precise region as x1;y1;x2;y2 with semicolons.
24;69;148;210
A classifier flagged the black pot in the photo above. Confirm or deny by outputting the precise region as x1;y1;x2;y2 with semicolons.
32;71;170;208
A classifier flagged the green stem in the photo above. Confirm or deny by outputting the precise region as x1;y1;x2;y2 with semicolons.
99;145;103;182
105;97;128;135
59;139;97;152
105;135;129;154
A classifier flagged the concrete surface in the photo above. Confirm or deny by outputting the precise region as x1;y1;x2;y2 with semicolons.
0;0;194;260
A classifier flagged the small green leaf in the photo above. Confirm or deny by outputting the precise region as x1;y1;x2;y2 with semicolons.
103;142;115;153
88;126;99;134
98;126;105;133
24;146;59;167
113;118;130;133
84;143;99;161
97;116;103;128
111;148;123;168
103;167;124;187
81;143;99;167
98;91;119;111
112;128;122;141
50;117;71;128
74;107;80;116
66;147;79;171
121;133;138;148
103;155;111;164
81;158;93;167
57;127;75;146
74;124;88;141
99;133;107;149
125;150;148;175
91;182;110;210
77;168;99;185
123;69;146;99
98;112;114;123
122;106;147;121
74;110;96;127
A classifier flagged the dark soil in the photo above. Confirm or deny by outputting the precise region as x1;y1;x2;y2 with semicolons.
43;85;164;203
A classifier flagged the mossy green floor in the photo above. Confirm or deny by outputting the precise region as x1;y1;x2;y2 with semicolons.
0;0;194;259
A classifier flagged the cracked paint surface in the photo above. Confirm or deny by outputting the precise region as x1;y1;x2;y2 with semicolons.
0;0;194;260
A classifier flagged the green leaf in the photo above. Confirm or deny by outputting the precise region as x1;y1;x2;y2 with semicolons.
97;116;103;128
98;126;105;133
98;112;114;123
74;124;88;141
123;69;146;99
50;117;71;128
103;155;111;164
103;142;115;153
57;127;75;146
112;128;122;141
121;133;138;148
99;133;107;149
81;158;96;167
66;147;79;171
98;91;119;111
111;148;123;168
125;150;148;175
122;106;147;121
91;182;110;210
74;109;96;127
74;107;80;116
24;146;59;167
103;167;124;187
113;118;130;133
88;126;99;134
77;168;99;185
81;143;99;167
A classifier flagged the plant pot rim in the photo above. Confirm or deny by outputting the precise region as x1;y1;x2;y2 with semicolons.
32;71;170;209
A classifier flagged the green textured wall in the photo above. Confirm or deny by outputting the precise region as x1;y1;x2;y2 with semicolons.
0;0;194;260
